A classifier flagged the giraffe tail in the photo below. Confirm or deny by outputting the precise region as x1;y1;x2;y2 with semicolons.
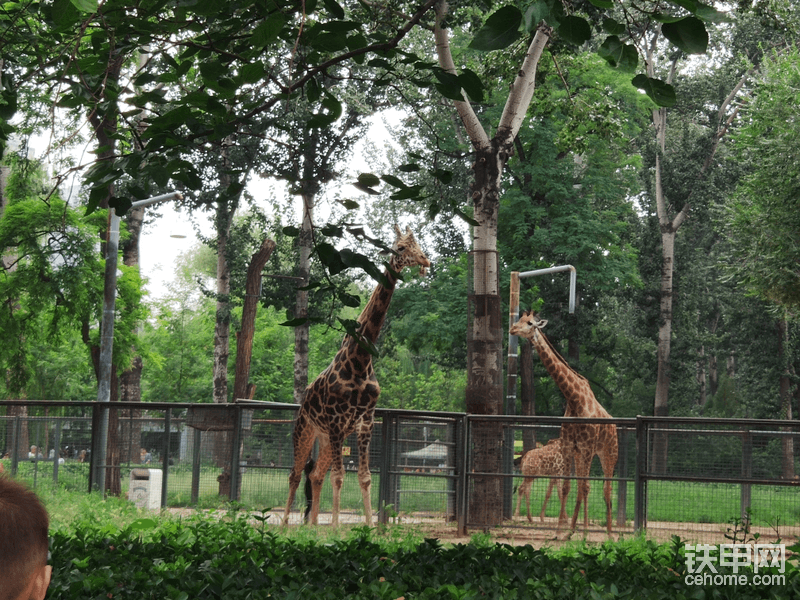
303;458;315;523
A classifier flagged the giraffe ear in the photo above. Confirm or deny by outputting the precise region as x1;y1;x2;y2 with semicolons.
538;319;548;328
393;224;401;237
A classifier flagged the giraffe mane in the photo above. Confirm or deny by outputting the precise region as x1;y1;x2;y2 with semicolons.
529;311;590;384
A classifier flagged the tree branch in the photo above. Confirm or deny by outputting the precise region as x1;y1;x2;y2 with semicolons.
433;0;489;150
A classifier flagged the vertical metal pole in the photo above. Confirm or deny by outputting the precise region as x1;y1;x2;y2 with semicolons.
457;415;470;536
53;420;62;486
11;415;20;475
634;416;647;533
378;413;393;524
94;209;121;495
741;428;752;520
506;272;520;415
161;408;171;508
191;428;202;505
229;406;243;502
95;192;182;495
616;427;627;526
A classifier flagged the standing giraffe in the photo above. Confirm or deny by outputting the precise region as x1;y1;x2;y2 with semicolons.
514;437;568;523
283;226;430;526
510;311;618;535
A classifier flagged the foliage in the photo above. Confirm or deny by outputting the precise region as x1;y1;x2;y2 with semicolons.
725;47;800;310
45;509;799;599
0;157;146;396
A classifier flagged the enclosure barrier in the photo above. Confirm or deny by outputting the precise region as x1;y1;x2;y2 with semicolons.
2;400;799;540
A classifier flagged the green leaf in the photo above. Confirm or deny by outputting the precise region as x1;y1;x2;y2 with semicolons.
558;16;591;46
632;74;676;107
282;226;300;237
458;69;484;102
381;174;407;188
468;6;522;51
322;0;345;19
70;0;97;11
52;0;80;28
588;0;614;7
249;13;287;48
307;93;342;128
598;36;638;72
602;18;625;35
694;2;730;23
357;173;381;187
662;17;708;54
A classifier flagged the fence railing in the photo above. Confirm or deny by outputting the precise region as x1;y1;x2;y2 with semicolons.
2;400;799;539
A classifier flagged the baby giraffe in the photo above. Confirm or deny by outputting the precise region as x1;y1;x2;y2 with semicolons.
514;438;568;523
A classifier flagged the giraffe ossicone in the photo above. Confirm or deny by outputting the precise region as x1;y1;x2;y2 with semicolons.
283;226;430;526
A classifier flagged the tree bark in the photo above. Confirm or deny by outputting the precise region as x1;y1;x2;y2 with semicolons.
293;192;314;404
435;1;550;528
778;318;795;479
212;197;233;405
233;238;276;400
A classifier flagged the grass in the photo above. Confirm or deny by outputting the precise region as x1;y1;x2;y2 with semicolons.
7;457;799;532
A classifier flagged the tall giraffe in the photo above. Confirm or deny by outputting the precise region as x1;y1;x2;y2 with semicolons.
283;226;430;526
510;311;618;535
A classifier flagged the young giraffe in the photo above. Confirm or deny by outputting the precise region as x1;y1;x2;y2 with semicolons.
510;311;618;536
283;226;430;526
514;437;568;523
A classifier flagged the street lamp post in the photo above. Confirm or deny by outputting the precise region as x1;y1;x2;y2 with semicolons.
93;191;183;494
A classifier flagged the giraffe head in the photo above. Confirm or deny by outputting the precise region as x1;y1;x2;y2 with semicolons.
388;225;430;275
509;310;548;341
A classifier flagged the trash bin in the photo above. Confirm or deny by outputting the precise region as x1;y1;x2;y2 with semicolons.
129;468;162;510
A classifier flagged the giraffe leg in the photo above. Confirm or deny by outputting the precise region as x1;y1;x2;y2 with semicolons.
570;454;591;535
356;418;374;526
539;478;557;522
283;413;314;526
327;436;346;527
600;431;618;535
308;442;333;526
514;477;533;521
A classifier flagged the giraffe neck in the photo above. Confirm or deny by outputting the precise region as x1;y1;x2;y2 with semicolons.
355;265;399;344
531;331;588;407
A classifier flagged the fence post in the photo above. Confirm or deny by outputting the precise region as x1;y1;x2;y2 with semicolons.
11;414;20;475
741;428;752;520
161;408;171;508
457;415;469;536
191;428;202;505
616;427;627;527
634;416;647;533
53;419;62;486
378;413;393;524
229;406;243;502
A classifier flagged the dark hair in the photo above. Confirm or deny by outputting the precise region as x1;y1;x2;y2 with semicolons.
0;477;50;600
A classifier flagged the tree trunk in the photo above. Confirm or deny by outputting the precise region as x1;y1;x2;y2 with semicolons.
778;318;794;479
233;238;276;400
119;205;145;463
212;198;233;405
434;2;550;529
696;345;707;407
293;192;314;404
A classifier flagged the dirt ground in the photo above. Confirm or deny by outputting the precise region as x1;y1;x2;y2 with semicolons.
165;508;797;550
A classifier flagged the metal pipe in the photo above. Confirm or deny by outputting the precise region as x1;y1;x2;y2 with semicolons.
94;191;182;494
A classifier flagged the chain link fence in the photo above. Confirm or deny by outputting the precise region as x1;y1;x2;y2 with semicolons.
2;401;799;540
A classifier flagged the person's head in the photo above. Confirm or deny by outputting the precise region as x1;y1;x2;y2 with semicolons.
0;477;51;600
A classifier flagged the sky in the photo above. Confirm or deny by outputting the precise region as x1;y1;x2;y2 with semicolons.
137;110;402;300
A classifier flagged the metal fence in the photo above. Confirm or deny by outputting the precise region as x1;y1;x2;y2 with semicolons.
2;401;799;540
